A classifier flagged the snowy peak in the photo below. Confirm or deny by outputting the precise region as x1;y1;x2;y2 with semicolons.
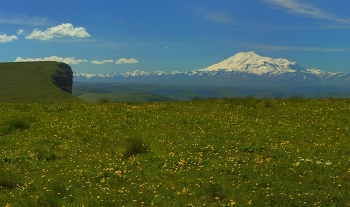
200;51;306;75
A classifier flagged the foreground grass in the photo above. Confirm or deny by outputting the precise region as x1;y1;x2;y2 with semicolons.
1;98;350;206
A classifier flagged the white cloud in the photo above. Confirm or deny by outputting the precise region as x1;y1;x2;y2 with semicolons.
14;56;88;64
0;13;52;26
264;0;350;24
116;58;139;64
25;23;91;41
115;19;126;24
195;8;233;24
91;60;114;65
164;46;169;49
17;29;24;35
204;11;232;23
252;43;347;52
0;33;18;43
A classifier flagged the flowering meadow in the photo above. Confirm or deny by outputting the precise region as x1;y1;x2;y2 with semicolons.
1;97;350;206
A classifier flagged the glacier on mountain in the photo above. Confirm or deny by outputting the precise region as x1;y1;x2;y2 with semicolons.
199;51;305;75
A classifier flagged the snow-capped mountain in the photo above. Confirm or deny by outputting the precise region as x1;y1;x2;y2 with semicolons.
199;51;305;75
73;52;350;86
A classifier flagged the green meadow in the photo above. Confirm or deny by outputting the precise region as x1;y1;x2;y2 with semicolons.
1;97;350;206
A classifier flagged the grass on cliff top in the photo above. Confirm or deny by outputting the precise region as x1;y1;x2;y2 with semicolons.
0;61;83;103
1;97;350;206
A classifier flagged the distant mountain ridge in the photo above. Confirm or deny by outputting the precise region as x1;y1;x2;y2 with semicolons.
74;52;350;86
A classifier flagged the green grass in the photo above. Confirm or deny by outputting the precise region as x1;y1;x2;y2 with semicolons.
0;116;33;136
0;62;83;103
1;98;350;206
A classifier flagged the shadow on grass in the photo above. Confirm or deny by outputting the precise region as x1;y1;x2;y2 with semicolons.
202;183;226;202
0;169;23;189
36;148;58;162
0;116;34;136
123;137;150;158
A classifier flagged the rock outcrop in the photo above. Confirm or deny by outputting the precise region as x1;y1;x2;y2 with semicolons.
52;63;73;94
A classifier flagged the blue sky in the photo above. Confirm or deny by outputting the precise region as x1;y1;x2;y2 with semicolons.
1;0;349;74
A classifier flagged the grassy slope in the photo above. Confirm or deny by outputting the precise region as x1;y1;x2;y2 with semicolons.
1;98;350;206
0;62;83;103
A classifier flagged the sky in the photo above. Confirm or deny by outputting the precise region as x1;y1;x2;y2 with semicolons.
1;0;350;74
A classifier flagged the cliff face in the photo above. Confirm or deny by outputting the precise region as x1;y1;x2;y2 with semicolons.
52;63;73;94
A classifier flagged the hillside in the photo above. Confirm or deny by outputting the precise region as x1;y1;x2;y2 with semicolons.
0;62;83;103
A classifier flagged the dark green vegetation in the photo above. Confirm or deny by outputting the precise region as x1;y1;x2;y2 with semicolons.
1;98;350;206
73;82;350;102
0;62;83;103
73;82;174;102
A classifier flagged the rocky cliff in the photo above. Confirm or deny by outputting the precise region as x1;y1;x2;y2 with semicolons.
52;63;73;94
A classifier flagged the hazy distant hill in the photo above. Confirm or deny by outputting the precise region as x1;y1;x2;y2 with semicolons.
73;82;173;102
0;61;83;103
72;81;350;101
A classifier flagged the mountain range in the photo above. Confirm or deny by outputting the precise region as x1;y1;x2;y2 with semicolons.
74;52;350;86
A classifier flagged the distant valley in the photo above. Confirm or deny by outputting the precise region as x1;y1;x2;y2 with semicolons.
72;82;350;102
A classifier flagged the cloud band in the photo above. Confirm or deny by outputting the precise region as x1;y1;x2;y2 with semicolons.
91;60;114;65
25;23;91;40
115;58;139;64
14;56;88;64
0;33;18;43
